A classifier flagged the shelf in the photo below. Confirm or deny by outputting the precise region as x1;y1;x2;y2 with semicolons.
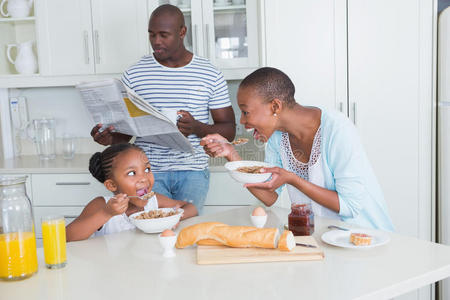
0;17;35;23
213;4;246;11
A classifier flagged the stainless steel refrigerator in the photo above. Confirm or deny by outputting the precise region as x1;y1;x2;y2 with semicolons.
438;6;450;300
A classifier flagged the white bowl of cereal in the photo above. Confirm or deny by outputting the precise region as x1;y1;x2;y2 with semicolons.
129;208;184;233
224;160;273;184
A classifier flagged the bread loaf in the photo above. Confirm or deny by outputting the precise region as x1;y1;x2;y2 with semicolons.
277;230;296;251
196;239;223;246
175;222;280;249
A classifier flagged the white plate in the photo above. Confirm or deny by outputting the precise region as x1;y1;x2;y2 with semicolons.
224;160;273;184
321;229;390;249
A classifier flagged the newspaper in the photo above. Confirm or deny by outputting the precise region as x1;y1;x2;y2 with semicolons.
76;79;193;153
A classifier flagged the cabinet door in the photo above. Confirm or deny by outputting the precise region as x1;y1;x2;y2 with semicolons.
147;0;205;56
91;0;149;74
264;0;347;112
347;0;433;239
202;0;259;70
37;0;94;75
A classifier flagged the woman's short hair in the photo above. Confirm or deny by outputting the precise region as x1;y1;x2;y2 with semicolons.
239;67;296;106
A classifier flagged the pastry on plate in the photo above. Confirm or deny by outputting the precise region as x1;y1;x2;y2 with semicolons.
350;232;372;246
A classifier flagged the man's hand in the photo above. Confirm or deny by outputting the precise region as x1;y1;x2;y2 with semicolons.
177;110;199;137
90;123;132;146
104;193;129;216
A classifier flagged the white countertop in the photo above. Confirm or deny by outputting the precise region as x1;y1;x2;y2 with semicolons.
2;206;450;300
0;155;226;174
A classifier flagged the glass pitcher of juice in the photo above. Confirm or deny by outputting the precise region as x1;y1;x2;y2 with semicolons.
0;175;38;280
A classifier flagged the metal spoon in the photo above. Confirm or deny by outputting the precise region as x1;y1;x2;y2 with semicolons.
327;225;350;231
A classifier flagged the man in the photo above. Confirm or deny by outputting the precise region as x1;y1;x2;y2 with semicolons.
90;4;236;213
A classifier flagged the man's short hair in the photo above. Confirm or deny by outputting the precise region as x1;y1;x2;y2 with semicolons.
239;67;296;106
150;4;185;27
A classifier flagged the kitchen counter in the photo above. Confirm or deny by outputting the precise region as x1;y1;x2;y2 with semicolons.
0;155;227;174
2;206;450;300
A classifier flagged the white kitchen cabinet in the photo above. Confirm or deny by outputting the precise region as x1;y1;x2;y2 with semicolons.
36;0;148;76
149;0;261;79
30;173;109;238
264;0;348;113
346;0;433;242
265;1;434;299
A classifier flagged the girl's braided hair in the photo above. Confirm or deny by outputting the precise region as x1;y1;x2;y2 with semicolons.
89;143;142;183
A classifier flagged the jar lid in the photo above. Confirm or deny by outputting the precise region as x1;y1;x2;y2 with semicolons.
0;175;28;186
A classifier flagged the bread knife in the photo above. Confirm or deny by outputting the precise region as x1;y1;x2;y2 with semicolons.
296;243;317;248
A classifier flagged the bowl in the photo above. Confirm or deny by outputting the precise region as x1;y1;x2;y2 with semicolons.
224;160;273;184
129;208;183;233
250;215;267;228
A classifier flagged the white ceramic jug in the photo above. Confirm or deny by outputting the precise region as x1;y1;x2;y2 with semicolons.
0;0;33;18
7;40;38;74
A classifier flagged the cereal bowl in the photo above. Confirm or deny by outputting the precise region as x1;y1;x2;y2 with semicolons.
129;208;183;233
224;160;273;184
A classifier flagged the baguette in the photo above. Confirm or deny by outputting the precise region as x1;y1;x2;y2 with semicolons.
175;222;280;249
277;230;296;251
196;239;223;246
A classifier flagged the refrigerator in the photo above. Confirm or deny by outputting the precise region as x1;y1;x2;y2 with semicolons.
438;6;450;300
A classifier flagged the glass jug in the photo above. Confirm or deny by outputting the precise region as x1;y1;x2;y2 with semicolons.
0;175;38;280
27;118;56;160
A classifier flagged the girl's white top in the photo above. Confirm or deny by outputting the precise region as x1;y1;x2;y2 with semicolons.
95;194;158;236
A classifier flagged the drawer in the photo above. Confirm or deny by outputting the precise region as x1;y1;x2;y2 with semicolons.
33;206;84;238
31;174;109;206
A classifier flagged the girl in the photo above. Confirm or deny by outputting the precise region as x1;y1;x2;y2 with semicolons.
66;143;197;241
201;67;394;231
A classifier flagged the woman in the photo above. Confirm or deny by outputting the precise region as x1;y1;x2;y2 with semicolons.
201;67;394;231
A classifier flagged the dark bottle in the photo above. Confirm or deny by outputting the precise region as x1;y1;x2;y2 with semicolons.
288;203;314;236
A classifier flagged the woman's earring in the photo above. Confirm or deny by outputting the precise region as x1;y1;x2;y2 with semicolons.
273;113;277;117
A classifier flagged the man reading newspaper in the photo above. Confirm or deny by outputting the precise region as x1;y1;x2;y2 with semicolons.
90;4;236;213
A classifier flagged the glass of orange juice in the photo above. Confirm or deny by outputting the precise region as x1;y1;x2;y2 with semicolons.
41;215;67;269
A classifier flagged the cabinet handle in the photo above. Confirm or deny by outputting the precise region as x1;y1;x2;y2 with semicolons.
352;102;357;125
83;31;89;64
63;215;79;219
55;182;91;186
193;24;199;54
94;30;100;64
338;102;344;113
205;24;211;59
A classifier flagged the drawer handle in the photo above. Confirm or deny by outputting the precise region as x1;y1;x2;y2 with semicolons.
55;182;91;186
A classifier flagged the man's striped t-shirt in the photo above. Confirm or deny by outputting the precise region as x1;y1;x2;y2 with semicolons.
121;54;231;172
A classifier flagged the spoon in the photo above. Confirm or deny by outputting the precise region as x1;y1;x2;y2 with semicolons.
128;191;155;201
327;225;350;231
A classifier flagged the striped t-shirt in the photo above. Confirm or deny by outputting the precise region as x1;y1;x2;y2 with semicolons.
121;54;231;172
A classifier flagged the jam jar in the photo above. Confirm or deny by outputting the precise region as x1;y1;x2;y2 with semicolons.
288;203;314;236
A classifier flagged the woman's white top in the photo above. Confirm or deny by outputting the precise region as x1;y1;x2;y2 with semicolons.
95;195;158;237
280;128;340;220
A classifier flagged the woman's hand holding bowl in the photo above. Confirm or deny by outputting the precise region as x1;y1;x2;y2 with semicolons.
244;167;295;190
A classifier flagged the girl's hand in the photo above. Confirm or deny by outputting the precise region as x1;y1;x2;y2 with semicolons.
104;193;129;216
244;167;295;191
200;134;240;161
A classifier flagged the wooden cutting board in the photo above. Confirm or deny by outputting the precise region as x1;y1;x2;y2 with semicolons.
197;235;324;265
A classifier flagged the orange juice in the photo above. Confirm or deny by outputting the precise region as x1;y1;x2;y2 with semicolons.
42;218;66;268
0;231;38;280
